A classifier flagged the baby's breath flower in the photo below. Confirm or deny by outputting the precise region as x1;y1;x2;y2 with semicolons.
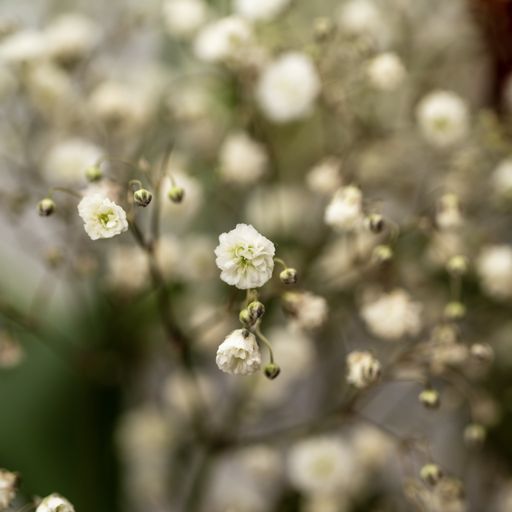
306;157;342;195
215;223;275;289
77;193;128;240
346;350;381;388
163;0;207;38
366;52;405;91
36;494;75;512
234;0;290;21
492;158;512;199
0;29;47;65
324;185;364;232
476;245;512;300
0;469;18;509
216;328;261;375
256;52;320;123
282;291;328;330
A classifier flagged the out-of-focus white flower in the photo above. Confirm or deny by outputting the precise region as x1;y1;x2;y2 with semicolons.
163;0;207;37
44;138;103;184
306;157;342;195
219;132;268;185
324;185;363;231
215;223;275;289
237;445;283;480
36;494;75;512
416;90;469;148
477;245;512;300
78;194;128;240
163;371;214;417
216;328;261;375
178;235;216;281
303;494;350;512
257;52;320;123
89;81;150;129
154;235;181;279
492;158;512;199
338;0;382;35
234;0;290;21
0;469;18;509
283;291;328;330
366;52;405;91
194;16;252;63
346;351;381;388
44;13;100;63
288;437;354;494
0;30;47;65
436;193;463;230
351;425;393;471
361;289;422;340
106;246;148;292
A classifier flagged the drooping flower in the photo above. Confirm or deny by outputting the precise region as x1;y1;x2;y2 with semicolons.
346;351;381;388
216;329;262;375
35;494;75;512
215;223;275;289
256;52;320;123
78;193;128;240
324;185;364;231
234;0;290;21
416;90;469;148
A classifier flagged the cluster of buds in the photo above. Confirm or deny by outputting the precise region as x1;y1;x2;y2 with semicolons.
239;300;265;328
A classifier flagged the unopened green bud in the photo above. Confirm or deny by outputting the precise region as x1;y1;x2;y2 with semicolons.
38;198;55;217
168;186;185;203
419;389;440;409
446;255;468;276
85;165;102;182
280;267;298;285
464;423;486;446
239;308;252;327
373;244;393;263
247;301;265;322
444;301;466;320
420;464;443;486
133;188;153;207
366;213;385;234
264;363;281;380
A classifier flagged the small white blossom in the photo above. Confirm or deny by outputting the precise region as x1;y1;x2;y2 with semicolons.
106;246;149;292
234;0;290;21
324;185;364;231
367;52;405;91
436;193;463;230
216;328;261;375
0;469;18;509
306;157;342;195
257;52;320;123
283;291;328;330
78;194;128;240
338;0;382;35
215;223;275;289
492;158;512;198
194;16;252;63
477;245;512;300
0;30;47;65
36;494;75;512
346;350;381;388
416;90;469;148
361;289;422;340
219;132;268;185
163;0;207;37
288;437;354;495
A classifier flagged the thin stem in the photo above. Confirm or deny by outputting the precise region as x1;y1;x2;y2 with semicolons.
50;187;83;199
253;326;275;364
273;257;288;270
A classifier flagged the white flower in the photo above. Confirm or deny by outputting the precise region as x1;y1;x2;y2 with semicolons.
44;13;100;63
416;90;469;148
194;16;252;63
234;0;290;21
361;289;422;340
283;291;328;330
366;52;405;91
215;223;275;289
256;52;320;123
492;158;512;198
337;0;382;35
351;425;393;470
36;494;75;512
106;246;148;292
216;328;261;375
0;469;17;509
306;157;342;195
346;351;381;388
477;245;512;300
44;138;103;184
0;30;47;65
288;437;354;495
163;0;207;37
219;132;268;185
324;185;363;231
78;194;128;240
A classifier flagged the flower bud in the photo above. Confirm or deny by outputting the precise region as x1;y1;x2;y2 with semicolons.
280;267;298;285
420;463;443;486
469;343;494;364
133;188;152;207
239;308;252;327
264;363;281;380
247;301;265;322
168;186;185;203
313;17;334;41
365;213;385;234
464;423;486;446
35;494;75;512
85;165;102;182
372;244;393;263
419;389;440;409
446;255;468;276
38;198;56;217
444;301;466;320
0;469;19;509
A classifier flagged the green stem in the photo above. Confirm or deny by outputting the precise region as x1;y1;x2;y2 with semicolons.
253;326;275;364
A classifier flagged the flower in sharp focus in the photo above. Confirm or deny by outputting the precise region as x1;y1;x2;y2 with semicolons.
361;289;422;341
163;0;207;38
234;0;291;22
218;132;268;185
256;52;320;123
366;52;406;91
0;469;18;509
215;223;275;289
216;329;262;375
78;194;128;240
476;245;512;300
324;185;364;232
288;437;354;495
35;494;75;512
346;350;381;388
416;90;469;148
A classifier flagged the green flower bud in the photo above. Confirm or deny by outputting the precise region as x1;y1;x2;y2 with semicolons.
133;188;153;207
446;255;468;276
280;267;298;285
168;186;185;203
239;308;252;327
420;463;443;486
264;363;281;380
38;198;56;217
419;389;440;409
366;213;385;234
247;301;265;322
372;244;393;263
85;165;102;182
464;423;486;446
444;301;466;320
